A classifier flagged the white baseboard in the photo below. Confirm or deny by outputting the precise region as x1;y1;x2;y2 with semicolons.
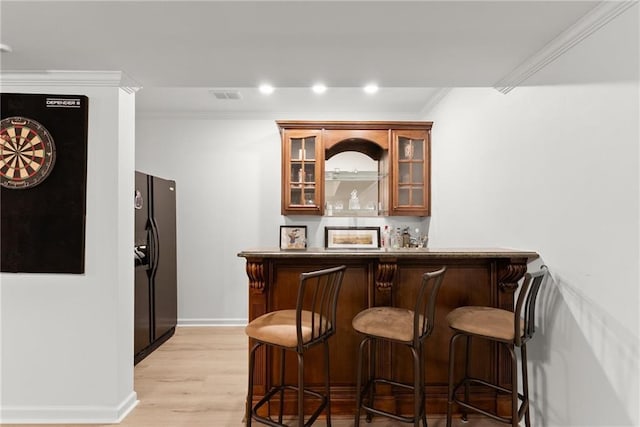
177;318;248;327
0;391;138;424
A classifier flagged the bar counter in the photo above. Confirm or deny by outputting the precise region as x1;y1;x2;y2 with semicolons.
238;247;539;417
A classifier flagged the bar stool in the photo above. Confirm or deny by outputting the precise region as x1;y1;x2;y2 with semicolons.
446;266;548;427
352;267;447;427
245;265;346;427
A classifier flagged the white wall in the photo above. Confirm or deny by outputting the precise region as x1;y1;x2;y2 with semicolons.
136;119;281;324
426;7;639;426
0;74;137;423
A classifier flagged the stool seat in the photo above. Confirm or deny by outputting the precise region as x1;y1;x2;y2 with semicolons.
246;309;327;348
446;306;523;342
352;307;423;343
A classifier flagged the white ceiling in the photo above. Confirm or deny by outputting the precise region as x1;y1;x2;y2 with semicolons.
0;1;615;115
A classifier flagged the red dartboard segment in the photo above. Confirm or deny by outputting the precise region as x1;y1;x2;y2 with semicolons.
0;116;56;189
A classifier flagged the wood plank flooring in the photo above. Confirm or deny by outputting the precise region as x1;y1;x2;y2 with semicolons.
4;327;504;426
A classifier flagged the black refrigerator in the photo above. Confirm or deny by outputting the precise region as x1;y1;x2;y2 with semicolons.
134;171;177;364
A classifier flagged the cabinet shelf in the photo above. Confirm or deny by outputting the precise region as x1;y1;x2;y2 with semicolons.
325;171;383;181
326;208;382;217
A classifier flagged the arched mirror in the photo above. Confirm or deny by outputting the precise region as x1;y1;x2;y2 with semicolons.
325;151;383;217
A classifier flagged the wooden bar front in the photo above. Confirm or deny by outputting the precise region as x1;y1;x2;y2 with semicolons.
238;248;539;417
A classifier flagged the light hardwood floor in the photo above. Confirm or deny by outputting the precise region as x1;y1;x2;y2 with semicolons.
5;327;504;426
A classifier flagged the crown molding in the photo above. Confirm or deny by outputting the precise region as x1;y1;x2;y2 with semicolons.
418;87;452;117
136;110;422;121
494;0;637;94
0;70;141;93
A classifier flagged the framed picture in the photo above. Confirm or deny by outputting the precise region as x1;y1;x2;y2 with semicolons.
280;225;307;250
324;226;380;249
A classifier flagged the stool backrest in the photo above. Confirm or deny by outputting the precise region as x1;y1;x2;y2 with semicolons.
414;266;447;345
514;266;548;346
296;265;347;350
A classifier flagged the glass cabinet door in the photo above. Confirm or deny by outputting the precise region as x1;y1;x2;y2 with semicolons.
391;129;430;216
282;129;322;215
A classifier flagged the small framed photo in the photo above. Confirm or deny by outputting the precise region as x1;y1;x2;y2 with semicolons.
324;226;380;249
280;225;307;250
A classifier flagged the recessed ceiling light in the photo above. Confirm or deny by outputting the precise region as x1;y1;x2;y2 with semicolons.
259;84;274;95
312;84;327;94
0;43;13;53
364;84;379;94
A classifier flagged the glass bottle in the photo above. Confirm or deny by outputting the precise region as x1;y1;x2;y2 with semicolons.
392;227;401;249
402;227;411;248
382;225;390;248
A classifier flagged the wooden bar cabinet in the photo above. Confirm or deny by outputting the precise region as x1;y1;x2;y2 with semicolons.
238;248;539;418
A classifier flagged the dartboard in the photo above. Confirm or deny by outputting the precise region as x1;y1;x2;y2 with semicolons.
0;116;56;189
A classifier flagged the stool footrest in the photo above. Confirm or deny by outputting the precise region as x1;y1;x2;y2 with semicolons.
369;377;417;392
358;377;424;424
250;384;327;427
360;405;418;424
451;377;529;424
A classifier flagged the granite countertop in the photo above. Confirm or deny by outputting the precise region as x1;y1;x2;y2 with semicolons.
238;247;539;260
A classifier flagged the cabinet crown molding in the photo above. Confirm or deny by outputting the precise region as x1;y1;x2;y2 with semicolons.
276;120;433;131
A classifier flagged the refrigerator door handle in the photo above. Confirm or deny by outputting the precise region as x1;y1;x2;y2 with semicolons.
147;220;156;273
149;218;161;278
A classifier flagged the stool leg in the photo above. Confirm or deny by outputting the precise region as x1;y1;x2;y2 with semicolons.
278;348;285;424
297;352;305;427
446;333;462;427
462;335;470;422
324;340;332;427
354;337;369;427
246;342;261;427
366;338;377;423
410;346;420;427
419;344;428;427
507;344;518;427
410;345;426;427
521;344;531;427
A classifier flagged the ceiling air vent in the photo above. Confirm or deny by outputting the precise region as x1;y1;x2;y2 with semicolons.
210;90;242;100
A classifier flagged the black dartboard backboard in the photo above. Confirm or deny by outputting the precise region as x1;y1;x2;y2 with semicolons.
1;93;88;273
